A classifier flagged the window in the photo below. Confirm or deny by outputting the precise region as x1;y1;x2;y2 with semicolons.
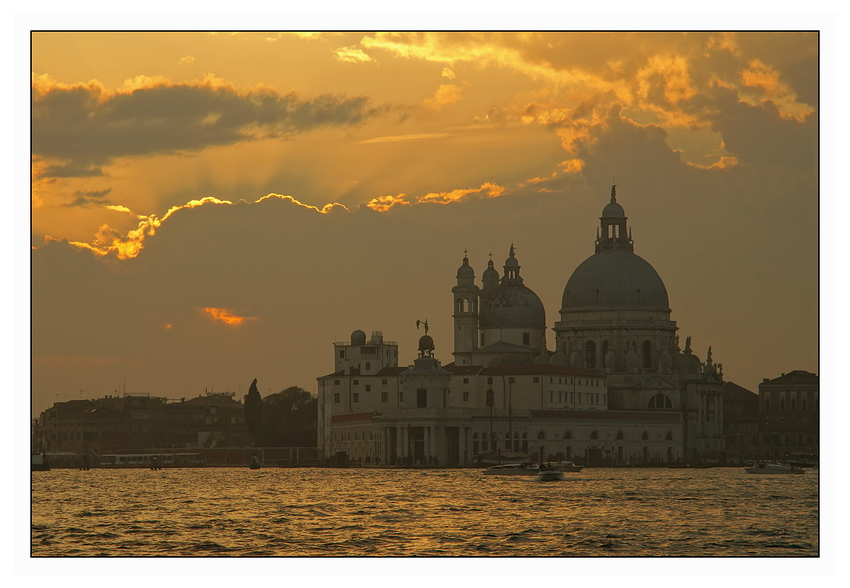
791;398;796;410
334;393;340;403
339;350;344;358
365;385;371;392
802;398;807;411
353;393;359;403
585;340;596;368
417;389;427;408
616;431;624;440
550;392;554;402
381;392;388;402
463;378;469;384
564;430;572;440
463;391;469;401
765;398;771;411
533;377;539;383
523;332;530;346
365;363;371;370
643;340;652;369
648;393;672;409
505;433;511;449
334;379;340;385
641;431;649;440
481;333;485;346
590;430;598;440
665;431;673;441
780;398;785;410
354;380;359;385
473;433;479;455
399;392;403;402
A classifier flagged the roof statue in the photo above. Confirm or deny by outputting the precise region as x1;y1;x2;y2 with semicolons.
416;319;429;335
610;184;617;202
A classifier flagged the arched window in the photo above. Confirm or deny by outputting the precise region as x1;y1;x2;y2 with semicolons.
590;430;598;440
537;430;546;440
780;398;785;410
641;431;649;440
648;393;672;409
456;299;463;314
472;433;479;455
665;431;673;441
765;398;771;411
522;433;528;453
505;432;511;450
513;432;520;451
564;430;572;440
585;340;596;368
802;398;807;411
616;430;624;440
643;340;652;369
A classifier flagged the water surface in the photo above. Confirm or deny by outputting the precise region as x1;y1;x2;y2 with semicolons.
32;467;818;557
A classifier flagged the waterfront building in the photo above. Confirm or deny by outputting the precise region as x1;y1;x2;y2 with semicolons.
722;381;760;464
757;370;819;460
317;187;726;466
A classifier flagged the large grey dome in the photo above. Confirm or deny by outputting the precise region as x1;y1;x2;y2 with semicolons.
561;250;669;311
480;283;546;328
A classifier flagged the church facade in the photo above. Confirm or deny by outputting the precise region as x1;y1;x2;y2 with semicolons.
317;187;725;466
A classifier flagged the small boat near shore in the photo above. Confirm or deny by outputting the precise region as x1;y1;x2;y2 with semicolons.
535;469;565;482
483;462;539;475
745;462;804;475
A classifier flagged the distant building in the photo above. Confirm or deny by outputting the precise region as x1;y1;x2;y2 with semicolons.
37;391;251;457
758;370;819;460
722;381;760;463
317;187;726;466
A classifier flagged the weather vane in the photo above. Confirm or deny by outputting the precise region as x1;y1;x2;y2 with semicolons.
416;319;429;335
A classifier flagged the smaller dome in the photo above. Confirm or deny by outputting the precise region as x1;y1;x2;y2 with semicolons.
418;335;434;351
457;256;474;279
351;330;366;346
602;200;625;218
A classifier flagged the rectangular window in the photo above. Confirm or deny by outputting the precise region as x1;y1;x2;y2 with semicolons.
334;379;340;385
382;379;387;385
365;363;371;370
417;389;427;408
339;350;344;358
550;392;554;402
381;392;388;402
365;385;371;392
334;393;340;403
523;332;530;346
533;377;539;383
463;378;469;384
353;380;359;385
481;333;485;346
463;391;469;402
353;393;360;403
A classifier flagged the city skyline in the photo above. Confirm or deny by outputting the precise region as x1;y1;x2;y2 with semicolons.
31;31;818;417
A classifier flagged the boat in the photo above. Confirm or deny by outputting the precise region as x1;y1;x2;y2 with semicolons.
534;465;565;481
745;462;804;475
553;460;583;473
482;462;539;475
787;453;818;468
249;454;261;470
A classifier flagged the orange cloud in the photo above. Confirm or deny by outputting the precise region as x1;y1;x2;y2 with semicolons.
204;307;249;326
418;182;505;205
334;47;375;63
739;59;813;122
366;194;412;212
423;84;461;111
559;159;584;173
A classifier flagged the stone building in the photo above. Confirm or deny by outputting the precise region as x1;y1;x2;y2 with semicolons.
722;381;760;464
757;370;819;460
317;187;725;466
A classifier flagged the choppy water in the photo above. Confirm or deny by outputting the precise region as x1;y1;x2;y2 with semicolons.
31;467;818;557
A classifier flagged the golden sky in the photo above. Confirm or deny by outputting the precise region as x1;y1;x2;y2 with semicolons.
30;31;819;415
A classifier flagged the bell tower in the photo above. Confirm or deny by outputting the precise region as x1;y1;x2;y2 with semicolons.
452;252;479;363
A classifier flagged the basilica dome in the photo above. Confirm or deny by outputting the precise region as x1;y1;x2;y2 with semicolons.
480;283;546;328
561;250;669;311
479;245;545;328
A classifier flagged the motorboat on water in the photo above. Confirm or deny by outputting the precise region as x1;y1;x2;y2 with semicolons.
534;465;566;481
482;462;539;475
745;462;804;475
787;453;818;469
552;460;583;473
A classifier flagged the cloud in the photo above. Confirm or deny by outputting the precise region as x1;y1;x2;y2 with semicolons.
64;188;112;208
179;55;195;65
441;68;455;80
423;84;461;111
418;182;505;204
334;47;374;63
359;132;450;144
32;73;383;178
365;194;412;212
204;307;252;325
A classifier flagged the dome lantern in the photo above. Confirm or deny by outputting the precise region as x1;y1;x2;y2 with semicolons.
596;185;633;253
